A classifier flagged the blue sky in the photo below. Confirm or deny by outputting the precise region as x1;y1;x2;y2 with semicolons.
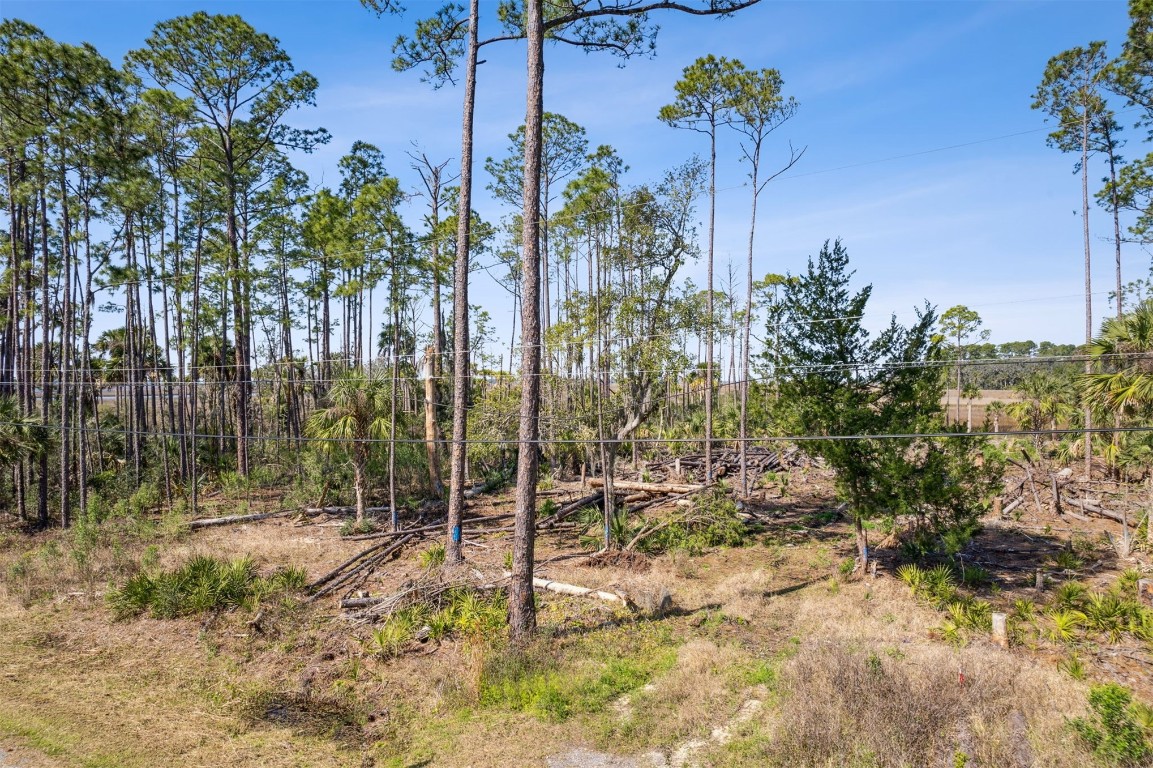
6;0;1141;351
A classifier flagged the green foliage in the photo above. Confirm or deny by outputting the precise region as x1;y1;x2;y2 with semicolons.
418;544;446;570
1083;592;1130;643
339;518;377;537
306;367;396;522
106;555;303;620
0;396;51;469
896;563;926;593
366;587;507;659
1046;608;1086;644
1083;300;1153;477
957;562;992;588
1055;581;1089;610
1053;549;1085;571
772;240;1003;548
1071;684;1153;767
1060;653;1086;680
641;487;747;555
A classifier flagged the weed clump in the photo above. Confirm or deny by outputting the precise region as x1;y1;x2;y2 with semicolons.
366;586;507;659
106;554;306;620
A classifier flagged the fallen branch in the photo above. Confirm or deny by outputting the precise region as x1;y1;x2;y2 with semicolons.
588;479;705;494
1061;495;1127;524
306;534;416;604
304;505;389;515
188;511;288;529
308;536;405;592
538;492;603;529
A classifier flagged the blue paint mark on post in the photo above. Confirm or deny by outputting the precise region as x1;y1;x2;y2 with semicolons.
452;525;462;543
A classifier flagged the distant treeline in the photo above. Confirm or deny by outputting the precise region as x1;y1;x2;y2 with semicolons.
946;341;1080;390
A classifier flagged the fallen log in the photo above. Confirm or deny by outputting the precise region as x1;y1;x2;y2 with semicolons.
1025;467;1045;517
511;572;626;604
538;492;603;529
343;513;514;541
1002;497;1024;517
340;595;386;609
303;505;390;515
588;479;705;494
1061;495;1127;524
627;487;708;515
189;511;287;529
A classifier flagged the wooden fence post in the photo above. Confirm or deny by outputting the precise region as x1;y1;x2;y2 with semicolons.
991;612;1008;648
1138;579;1153;609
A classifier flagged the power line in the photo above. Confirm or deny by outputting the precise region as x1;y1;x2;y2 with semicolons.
2;418;1150;446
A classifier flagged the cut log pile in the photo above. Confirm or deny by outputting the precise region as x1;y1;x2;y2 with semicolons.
646;447;799;484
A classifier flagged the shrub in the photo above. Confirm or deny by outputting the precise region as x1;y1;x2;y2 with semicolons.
418;544;446;570
640;487;747;555
106;555;303;620
1071;684;1153;767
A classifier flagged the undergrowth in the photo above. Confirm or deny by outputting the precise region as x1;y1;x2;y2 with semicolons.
576;486;747;554
367;586;508;658
106;554;306;620
895;562;1153;649
1071;683;1153;767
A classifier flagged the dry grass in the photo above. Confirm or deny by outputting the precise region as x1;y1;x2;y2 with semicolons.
605;639;749;750
703;577;1099;768
754;642;1092;768
0;479;1140;768
0;602;363;767
713;568;775;622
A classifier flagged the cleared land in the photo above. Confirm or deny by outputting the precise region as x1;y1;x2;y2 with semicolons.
1;461;1150;767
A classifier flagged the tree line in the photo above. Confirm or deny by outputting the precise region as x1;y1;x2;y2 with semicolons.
4;0;1153;643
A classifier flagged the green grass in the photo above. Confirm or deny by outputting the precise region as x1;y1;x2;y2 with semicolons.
0;713;133;768
476;626;677;724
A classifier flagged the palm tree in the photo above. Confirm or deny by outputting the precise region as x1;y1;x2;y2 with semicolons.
0;397;51;523
1008;370;1078;450
1082;299;1153;478
305;368;393;526
1083;299;1153;417
0;397;50;469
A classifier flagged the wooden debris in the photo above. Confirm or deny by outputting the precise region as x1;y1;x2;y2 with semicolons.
188;511;287;529
588;479;705;494
306;533;416;603
303;505;389;515
1061;495;1127;524
537;492;603;529
525;574;626;604
343;513;513;541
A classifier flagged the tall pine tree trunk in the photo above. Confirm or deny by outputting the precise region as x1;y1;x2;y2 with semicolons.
510;0;544;643
446;0;480;565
